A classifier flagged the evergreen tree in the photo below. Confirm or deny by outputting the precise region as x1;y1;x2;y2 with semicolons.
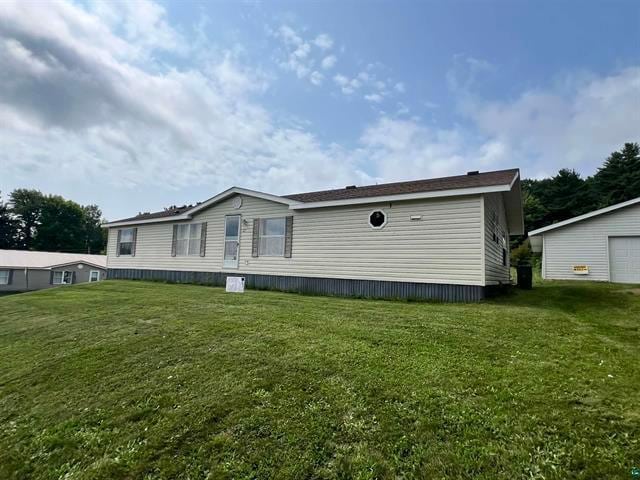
593;142;640;206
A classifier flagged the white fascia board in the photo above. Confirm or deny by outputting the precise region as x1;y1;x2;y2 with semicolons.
509;170;520;189
288;184;512;210
189;187;299;215
528;196;640;236
102;215;192;228
47;261;106;270
103;187;300;228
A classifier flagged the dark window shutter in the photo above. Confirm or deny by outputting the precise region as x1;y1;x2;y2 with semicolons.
200;222;207;257
171;225;178;257
252;218;260;257
71;271;76;284
284;216;293;258
116;229;122;257
131;228;138;257
49;271;54;284
7;270;13;285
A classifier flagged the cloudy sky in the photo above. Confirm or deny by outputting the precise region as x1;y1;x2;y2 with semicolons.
1;0;639;220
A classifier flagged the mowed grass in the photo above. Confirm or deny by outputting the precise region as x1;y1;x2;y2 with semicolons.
0;281;638;480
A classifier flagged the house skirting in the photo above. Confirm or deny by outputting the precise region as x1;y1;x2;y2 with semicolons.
107;268;495;302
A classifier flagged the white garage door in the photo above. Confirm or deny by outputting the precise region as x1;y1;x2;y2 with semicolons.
609;237;640;283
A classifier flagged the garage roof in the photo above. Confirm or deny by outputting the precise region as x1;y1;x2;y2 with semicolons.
529;196;640;236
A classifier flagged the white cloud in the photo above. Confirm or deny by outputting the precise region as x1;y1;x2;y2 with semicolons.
272;25;406;102
273;25;333;84
333;73;362;94
1;0;637;220
321;54;336;69
0;1;375;218
460;66;640;173
88;0;187;55
309;71;323;86
313;33;333;50
359;117;470;180
446;54;495;92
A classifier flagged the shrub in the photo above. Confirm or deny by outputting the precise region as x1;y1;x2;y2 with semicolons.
511;239;532;265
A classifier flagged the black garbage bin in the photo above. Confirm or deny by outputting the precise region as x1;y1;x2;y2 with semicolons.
517;263;533;289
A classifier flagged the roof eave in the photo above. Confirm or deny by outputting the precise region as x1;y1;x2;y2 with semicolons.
46;260;107;270
529;196;640;236
103;187;301;228
288;184;513;210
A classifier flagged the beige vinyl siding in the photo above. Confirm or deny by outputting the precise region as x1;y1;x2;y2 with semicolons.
484;193;510;284
542;203;640;281
108;194;484;285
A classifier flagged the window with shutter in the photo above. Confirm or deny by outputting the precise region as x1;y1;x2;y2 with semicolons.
174;223;204;256
258;218;286;256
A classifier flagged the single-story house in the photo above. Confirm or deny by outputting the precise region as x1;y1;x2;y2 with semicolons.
529;197;640;283
103;169;524;301
0;250;107;292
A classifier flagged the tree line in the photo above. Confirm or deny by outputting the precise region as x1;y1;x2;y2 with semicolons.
0;190;107;254
522;142;640;234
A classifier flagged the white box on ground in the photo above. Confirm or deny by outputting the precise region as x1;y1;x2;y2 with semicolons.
226;276;245;293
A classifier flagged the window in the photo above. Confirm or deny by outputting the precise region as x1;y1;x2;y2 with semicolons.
259;217;286;256
175;223;202;256
368;210;387;229
0;270;9;285
89;270;100;282
53;271;72;285
118;228;135;256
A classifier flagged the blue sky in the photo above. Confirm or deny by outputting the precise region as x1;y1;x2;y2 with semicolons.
1;0;638;220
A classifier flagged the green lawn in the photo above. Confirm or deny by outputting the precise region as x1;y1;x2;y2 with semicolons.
0;281;638;479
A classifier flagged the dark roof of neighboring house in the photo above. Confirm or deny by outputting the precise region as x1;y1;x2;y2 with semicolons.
113;205;193;224
283;168;519;203
108;168;519;225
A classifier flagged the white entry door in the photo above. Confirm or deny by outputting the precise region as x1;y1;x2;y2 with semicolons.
223;215;241;269
609;237;640;283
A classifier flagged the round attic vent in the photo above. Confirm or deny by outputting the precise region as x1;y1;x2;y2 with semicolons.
368;210;387;229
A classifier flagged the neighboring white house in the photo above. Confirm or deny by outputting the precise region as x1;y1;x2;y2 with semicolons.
103;169;524;301
529;197;640;284
0;250;107;292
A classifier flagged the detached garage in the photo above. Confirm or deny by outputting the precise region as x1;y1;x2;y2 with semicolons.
529;197;640;284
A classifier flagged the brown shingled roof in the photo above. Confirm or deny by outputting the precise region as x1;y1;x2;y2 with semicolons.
283;168;519;203
108;168;519;224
